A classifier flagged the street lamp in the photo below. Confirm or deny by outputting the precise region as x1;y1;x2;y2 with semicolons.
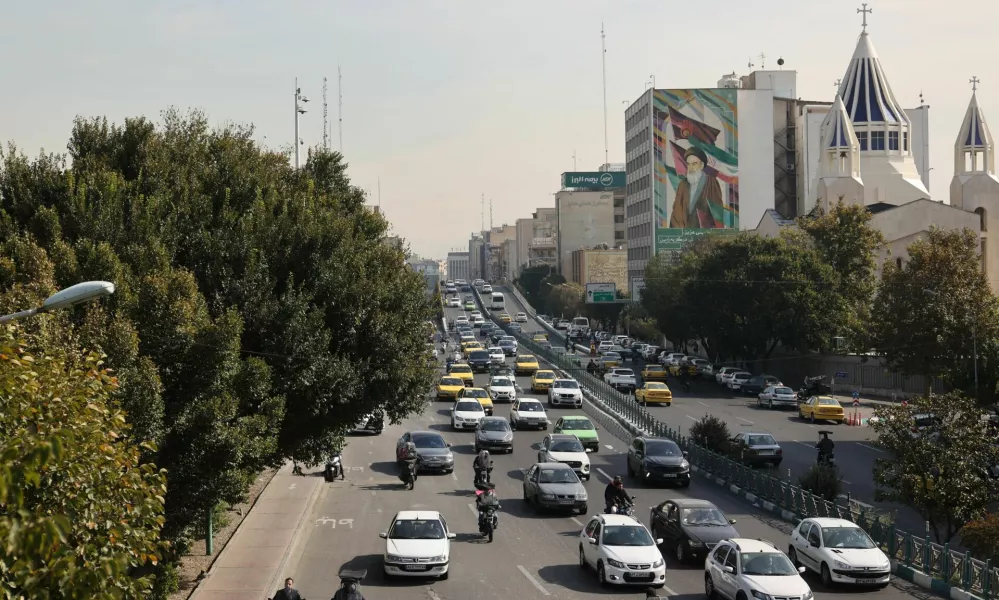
0;281;116;323
923;288;978;396
294;78;310;169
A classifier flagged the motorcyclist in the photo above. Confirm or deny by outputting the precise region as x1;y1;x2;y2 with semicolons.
604;476;631;513
331;570;365;600
400;442;418;487
816;432;835;464
325;450;345;481
476;483;501;530
678;366;691;391
587;360;597;375
473;450;492;485
272;578;302;600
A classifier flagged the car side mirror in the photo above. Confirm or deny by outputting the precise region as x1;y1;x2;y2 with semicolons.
635;452;644;459
798;566;807;574
729;519;737;524
446;443;451;448
379;532;387;539
448;533;457;539
724;566;735;574
682;451;689;458
588;537;598;545
655;538;664;545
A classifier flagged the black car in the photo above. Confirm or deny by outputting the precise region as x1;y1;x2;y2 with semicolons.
467;350;491;373
490;363;514;377
649;499;738;563
626;438;691;487
741;374;781;396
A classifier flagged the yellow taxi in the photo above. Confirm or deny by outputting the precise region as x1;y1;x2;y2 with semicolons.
499;313;513;324
461;340;484;354
798;396;845;424
457;387;494;415
514;354;540;375
436;375;466;400
532;333;548;343
640;364;668;381
447;363;475;386
531;370;557;393
635;382;673;406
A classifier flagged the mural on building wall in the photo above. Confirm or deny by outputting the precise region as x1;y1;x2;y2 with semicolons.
653;89;740;254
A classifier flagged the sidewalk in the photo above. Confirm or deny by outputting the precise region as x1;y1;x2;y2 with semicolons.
189;463;323;600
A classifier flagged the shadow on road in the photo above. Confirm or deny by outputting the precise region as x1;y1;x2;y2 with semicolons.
368;461;399;476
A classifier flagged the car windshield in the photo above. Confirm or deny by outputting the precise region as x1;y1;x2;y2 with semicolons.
440;378;463;386
560;419;593;431
469;351;489;359
389;519;446;540
535;372;555;380
818;398;842;406
539;468;579;483
646;440;682;456
480;419;510;432
412;434;447;449
603;353;621;359
774;387;793;394
680;507;729;526
645;365;665;372
517;356;535;363
492;378;513;387
740;552;798;576
450;365;471;373
500;340;515;346
554;380;579;389
550;439;584;452
602;526;655;547
734;373;750;379
615;370;634;376
821;526;877;549
456;401;483;412
518;402;544;412
645;383;668;390
464;389;488;399
746;434;777;446
488;348;502;353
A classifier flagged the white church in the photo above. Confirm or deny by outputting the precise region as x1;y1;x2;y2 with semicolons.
757;15;999;289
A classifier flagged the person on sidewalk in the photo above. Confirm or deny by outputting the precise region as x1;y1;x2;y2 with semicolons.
273;577;302;600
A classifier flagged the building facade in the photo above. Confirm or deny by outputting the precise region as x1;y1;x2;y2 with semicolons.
446;251;470;281
468;234;485;281
486;224;516;282
501;238;518;282
569;248;628;294
526;208;557;269
555;190;618;274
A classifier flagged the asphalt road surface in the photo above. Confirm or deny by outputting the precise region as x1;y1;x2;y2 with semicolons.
494;286;924;536
278;302;926;600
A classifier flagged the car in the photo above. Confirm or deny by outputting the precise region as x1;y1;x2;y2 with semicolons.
474;416;514;453
635;382;672;406
627;437;690;485
515;312;528;323
604;368;637;391
788;517;891;587
532;333;548;343
741;374;782;396
661;352;686;366
597;341;614;353
489;363;514;378
454;316;469;326
470;310;483;319
436;376;466;400
472;316;485;327
395;431;454;473
715;366;741;385
727;372;751;391
463;301;475;311
531;369;557;392
514;354;540;375
758;385;798;409
457;387;494;415
499;313;512;324
486;375;517;402
510;398;549;430
458;332;475;344
705;538;811;600
353;410;384;434
507;322;522;332
537;433;590;480
487;346;505;364
579;514;666;588
498;339;518;356
522;462;588;513
650;499;738;563
798;396;846;424
461;340;483;354
548;378;583;408
482;284;493;293
451;398;486;430
729;432;783;468
598;352;622;369
447;363;474;386
447;297;460;307
380;510;455;579
466;349;492;372
553;415;599;452
642;345;660;360
640;364;668;381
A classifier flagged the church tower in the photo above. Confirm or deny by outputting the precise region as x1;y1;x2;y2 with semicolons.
817;96;865;210
836;7;930;205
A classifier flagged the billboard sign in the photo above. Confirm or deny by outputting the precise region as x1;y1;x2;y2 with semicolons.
561;171;626;190
652;89;740;255
655;228;739;251
585;282;616;304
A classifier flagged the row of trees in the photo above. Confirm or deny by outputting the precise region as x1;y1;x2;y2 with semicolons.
0;111;435;596
641;202;998;403
515;266;631;333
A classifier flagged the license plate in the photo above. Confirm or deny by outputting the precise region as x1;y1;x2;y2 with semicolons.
558;499;574;505
404;565;425;571
857;578;880;584
758;450;774;455
628;572;652;578
661;474;677;478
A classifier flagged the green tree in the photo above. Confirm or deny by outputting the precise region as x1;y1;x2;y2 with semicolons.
642;252;699;350
689;414;732;454
514;265;554;308
0;328;169;599
869;392;999;542
960;513;999;563
869;227;999;397
546;283;583;317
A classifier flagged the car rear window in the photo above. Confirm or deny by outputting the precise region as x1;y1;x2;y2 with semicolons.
469;351;489;359
746;434;777;446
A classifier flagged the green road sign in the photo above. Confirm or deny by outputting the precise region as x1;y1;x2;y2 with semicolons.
585;282;617;304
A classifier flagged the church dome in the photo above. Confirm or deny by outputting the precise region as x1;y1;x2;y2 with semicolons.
837;32;908;127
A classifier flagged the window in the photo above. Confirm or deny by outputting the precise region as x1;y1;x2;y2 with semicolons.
856;131;868;151
712;545;730;564
614;214;624;224
976;207;987;232
871;130;885;151
615;230;625;240
889;130;899;151
903;131;909;151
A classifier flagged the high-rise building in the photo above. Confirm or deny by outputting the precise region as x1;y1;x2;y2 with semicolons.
446;252;470;281
555;170;627;274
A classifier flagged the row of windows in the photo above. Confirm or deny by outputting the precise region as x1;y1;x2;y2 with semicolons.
628;245;653;261
614;214;624;224
627;222;653;241
628;197;653;219
627;150;651;175
625;105;650;133
626;127;651;154
613;196;625;208
855;130;908;152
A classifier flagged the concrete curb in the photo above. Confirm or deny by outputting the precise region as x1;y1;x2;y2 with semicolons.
264;468;326;599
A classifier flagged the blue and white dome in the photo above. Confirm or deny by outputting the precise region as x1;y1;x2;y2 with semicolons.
837;32;908;127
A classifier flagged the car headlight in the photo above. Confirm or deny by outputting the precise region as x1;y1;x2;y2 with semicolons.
680;460;690;469
803;591;813;600
653;558;664;568
503;433;514;441
688;539;705;547
386;554;405;562
750;591;773;600
582;463;590;472
540;492;555;499
577;492;588;500
445;453;454;462
834;560;851;569
430;555;447;562
606;559;626;569
880;560;890;569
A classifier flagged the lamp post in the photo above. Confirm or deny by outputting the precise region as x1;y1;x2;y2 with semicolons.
0;281;116;323
294;78;310;169
923;288;978;396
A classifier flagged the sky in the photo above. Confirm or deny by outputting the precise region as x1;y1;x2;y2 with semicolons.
2;0;997;260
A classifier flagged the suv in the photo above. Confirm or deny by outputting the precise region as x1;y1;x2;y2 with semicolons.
548;378;583;408
704;538;811;600
578;514;667;588
604;368;637;391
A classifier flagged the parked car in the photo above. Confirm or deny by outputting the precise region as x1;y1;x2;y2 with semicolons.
741;374;782;396
758;385;798;409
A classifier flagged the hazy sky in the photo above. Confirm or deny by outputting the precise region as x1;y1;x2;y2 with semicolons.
2;0;996;259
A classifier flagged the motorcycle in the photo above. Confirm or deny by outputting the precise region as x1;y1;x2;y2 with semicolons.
332;568;367;600
399;460;418;490
606;495;637;517
474;486;500;543
324;453;344;481
473;462;494;487
816;429;836;468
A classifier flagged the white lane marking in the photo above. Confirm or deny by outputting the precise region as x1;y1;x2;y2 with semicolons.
793;440;814;449
451;472;458;481
596;468;613;481
857;442;884;453
736;416;754;424
841;479;853;485
570;516;584;527
377;508;383;513
288;484;296;489
604;444;614;451
371;491;376;496
517;565;551;596
661;585;679;596
698;401;711;407
686;414;698;421
467;503;479;519
427;589;444;600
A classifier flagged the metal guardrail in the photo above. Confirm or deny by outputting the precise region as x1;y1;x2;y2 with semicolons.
466;286;998;600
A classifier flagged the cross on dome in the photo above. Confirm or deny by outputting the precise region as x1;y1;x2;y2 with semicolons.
857;3;872;32
971;76;981;92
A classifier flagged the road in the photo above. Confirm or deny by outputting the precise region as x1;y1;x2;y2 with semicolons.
492;285;924;536
278;300;925;600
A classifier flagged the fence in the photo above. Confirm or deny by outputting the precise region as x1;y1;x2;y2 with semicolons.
469;287;997;600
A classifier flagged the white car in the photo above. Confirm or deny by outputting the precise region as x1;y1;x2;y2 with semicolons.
548;378;583;408
470;310;482;319
579;514;666;588
660;352;686;366
788;518;891;587
758;385;798;409
472;316;485;326
487;347;505;364
597;341;613;352
487;375;517;402
720;369;747;386
510;398;549;430
643;345;660;360
482;284;493;293
451;398;485;430
538;433;590;479
715;367;741;385
728;372;751;391
515;312;528;323
381;510;455;580
446;297;460;307
705;538;812;600
454;316;469;326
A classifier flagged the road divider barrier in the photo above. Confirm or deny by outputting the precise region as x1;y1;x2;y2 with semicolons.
468;285;998;600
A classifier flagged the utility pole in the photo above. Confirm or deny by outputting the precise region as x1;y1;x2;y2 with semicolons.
338;64;344;152
489;198;493;229
601;23;609;168
480;193;485;232
377;177;381;207
294;79;309;169
322;77;329;149
573;150;577;171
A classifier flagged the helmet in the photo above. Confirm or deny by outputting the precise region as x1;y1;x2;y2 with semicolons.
613;476;623;487
478;450;490;462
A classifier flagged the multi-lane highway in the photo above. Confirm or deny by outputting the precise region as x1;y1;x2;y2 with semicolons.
494;285;923;535
279;300;925;600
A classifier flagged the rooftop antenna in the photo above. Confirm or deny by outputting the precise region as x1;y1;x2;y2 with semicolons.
338;64;343;152
919;90;925;105
377;177;381;207
834;79;842;88
747;58;755;71
601;22;609;169
489;198;494;229
322;77;329;149
758;53;766;69
480;193;484;232
857;3;872;32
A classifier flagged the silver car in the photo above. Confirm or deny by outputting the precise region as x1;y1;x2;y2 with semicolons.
474;417;514;453
522;462;588;514
758;385;797;409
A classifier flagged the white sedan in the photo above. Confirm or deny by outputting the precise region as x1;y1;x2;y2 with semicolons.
788;517;890;587
451;399;485;430
579;514;666;588
454;316;469;326
447;297;460;307
510;398;548;430
515;312;528;323
758;385;798;409
537;433;589;479
548;379;583;408
381;510;454;580
487;347;505;364
487;375;517;402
